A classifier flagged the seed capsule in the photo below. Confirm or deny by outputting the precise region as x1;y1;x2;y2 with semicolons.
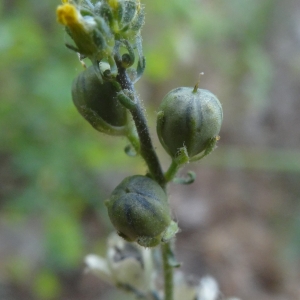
156;87;223;160
105;175;172;247
72;66;127;135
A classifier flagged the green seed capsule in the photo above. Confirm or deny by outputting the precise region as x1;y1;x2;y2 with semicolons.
156;87;223;160
105;175;172;247
72;66;127;135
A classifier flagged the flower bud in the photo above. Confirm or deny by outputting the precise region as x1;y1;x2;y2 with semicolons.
72;65;128;135
105;0;145;39
57;3;99;56
156;87;223;160
105;175;172;247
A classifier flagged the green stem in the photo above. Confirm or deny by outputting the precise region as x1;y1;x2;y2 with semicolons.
116;63;173;300
126;122;140;155
164;147;189;183
116;65;165;187
161;242;174;300
164;160;180;183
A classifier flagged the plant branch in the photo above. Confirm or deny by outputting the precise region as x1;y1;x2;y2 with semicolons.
164;160;181;183
161;242;174;300
116;64;165;187
116;64;175;300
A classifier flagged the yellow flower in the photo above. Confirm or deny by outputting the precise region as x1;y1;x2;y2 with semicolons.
56;3;98;56
56;3;84;31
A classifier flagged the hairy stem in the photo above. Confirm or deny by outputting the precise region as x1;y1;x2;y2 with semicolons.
161;242;174;300
164;160;181;183
116;64;174;300
126;122;141;154
116;65;165;187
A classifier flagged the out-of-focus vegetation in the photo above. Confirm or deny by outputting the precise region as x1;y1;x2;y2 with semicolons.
1;0;300;299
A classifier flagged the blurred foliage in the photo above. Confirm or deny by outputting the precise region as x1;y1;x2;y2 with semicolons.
33;270;62;300
0;1;142;299
0;0;300;299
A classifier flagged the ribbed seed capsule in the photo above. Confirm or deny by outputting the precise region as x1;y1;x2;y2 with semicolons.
72;66;127;135
105;175;172;247
157;87;223;160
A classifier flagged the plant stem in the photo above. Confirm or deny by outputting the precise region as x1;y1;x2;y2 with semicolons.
116;64;174;300
126;123;140;154
164;160;180;183
161;242;174;300
116;65;165;187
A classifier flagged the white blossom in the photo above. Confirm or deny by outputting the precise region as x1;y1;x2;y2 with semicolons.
84;233;155;293
197;276;219;300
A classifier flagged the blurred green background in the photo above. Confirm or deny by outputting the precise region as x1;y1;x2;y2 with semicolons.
1;0;300;299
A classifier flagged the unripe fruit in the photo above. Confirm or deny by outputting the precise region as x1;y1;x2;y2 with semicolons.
105;175;172;247
72;66;127;135
157;87;223;159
